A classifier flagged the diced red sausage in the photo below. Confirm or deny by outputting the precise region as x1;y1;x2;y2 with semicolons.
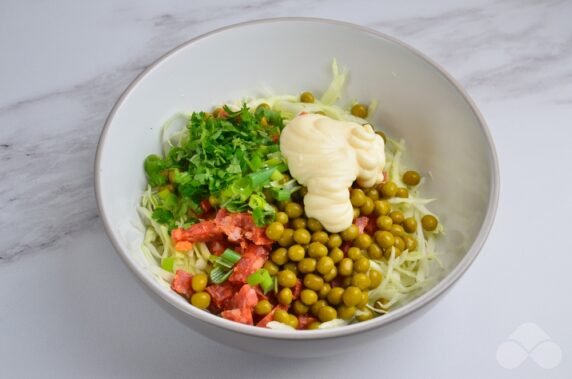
200;199;212;214
228;244;269;284
252;285;269;301
171;270;193;298
355;217;369;234
249;226;273;246
271;132;280;143
205;282;236;311
171;220;224;243
221;307;253;325
256;305;287;328
206;240;228;256
231;284;259;309
297;315;317;330
215;209;273;246
172;209;272;251
365;216;377;235
292;279;302;300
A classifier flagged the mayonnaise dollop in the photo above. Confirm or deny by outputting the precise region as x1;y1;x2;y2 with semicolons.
280;114;386;233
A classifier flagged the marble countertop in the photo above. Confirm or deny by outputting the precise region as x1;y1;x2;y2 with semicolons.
1;0;571;377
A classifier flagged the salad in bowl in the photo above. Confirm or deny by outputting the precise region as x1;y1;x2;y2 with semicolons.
138;61;444;330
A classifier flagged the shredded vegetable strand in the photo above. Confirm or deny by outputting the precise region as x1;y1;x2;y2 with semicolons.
364;138;443;314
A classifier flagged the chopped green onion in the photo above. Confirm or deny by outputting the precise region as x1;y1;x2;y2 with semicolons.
249;155;263;171
271;188;292;201
270;170;283;182
249;168;276;188
161;257;175;272
274;163;288;173
282;179;301;191
264;157;282;166
248;193;267;209
216;259;234;270
210;266;233;284
220;249;241;265
260;276;274;293
143;154;167;187
247;269;275;294
216;249;241;269
248;194;277;226
209;249;242;284
246;270;263;286
157;188;172;199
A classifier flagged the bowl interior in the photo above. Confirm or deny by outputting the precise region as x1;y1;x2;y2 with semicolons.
96;19;496;336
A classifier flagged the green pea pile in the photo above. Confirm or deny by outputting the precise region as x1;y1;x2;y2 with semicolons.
261;170;438;328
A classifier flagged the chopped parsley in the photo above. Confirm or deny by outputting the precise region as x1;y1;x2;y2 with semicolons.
144;105;299;228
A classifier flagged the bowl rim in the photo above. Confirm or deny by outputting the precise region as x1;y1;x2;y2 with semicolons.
95;17;500;340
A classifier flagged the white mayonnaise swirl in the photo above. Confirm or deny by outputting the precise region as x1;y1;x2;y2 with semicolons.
280;114;385;232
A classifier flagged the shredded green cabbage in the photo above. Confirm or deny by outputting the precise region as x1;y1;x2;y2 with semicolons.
266;321;296;330
320;59;348;105
364;139;444;314
227;60;375;125
318;319;348;329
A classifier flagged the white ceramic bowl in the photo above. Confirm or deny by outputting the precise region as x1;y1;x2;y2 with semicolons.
95;18;499;358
